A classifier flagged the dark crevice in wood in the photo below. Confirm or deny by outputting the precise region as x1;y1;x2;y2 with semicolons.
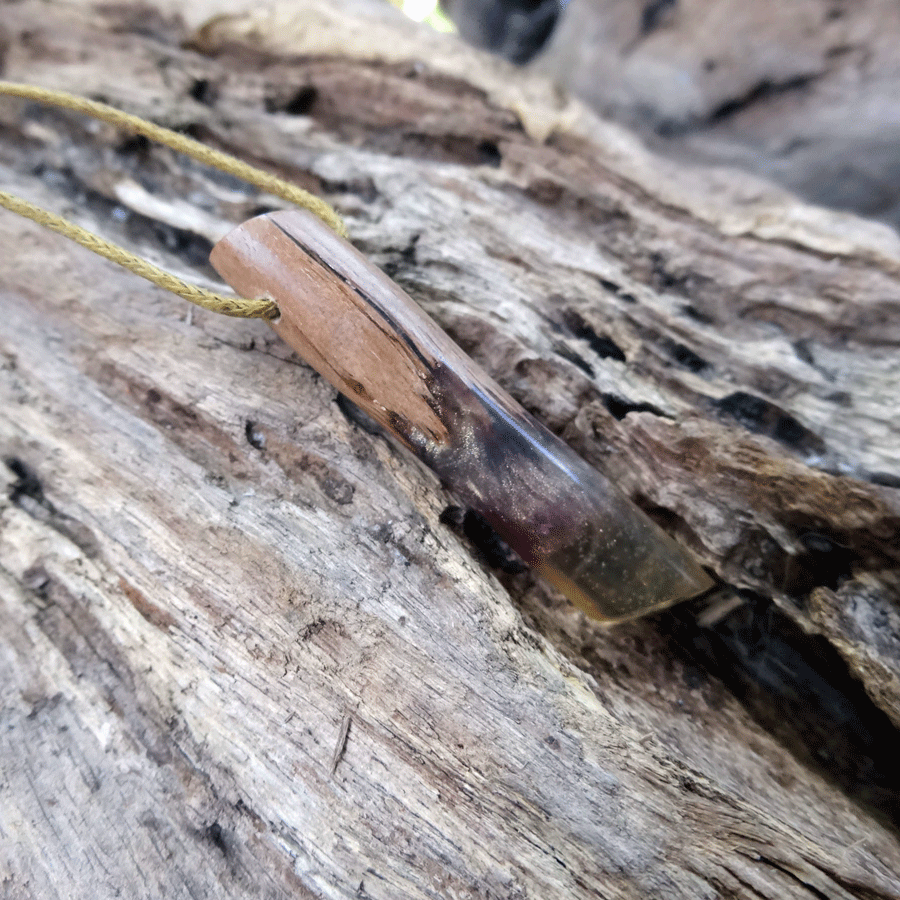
380;233;421;279
656;73;822;137
391;130;508;167
280;85;319;116
553;343;595;377
680;303;715;325
778;510;900;586
188;77;216;106
640;0;678;36
594;277;622;295
716;866;769;900
439;505;527;575
713;391;827;457
720;513;898;600
827;873;899;900
317;175;380;205
757;856;831;900
5;455;46;507
559;309;627;362
219;55;522;167
664;595;900;833
475;138;503;167
27;161;218;274
869;471;900;489
781;530;857;595
4;457;102;560
663;339;711;374
203;822;229;857
244;420;266;451
335;393;384;436
118;133;152;157
646;251;709;298
706;75;820;125
601;394;668;421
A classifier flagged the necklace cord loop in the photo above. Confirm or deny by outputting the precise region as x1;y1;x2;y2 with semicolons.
0;81;347;320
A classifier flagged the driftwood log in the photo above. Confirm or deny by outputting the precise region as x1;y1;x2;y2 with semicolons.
1;1;899;897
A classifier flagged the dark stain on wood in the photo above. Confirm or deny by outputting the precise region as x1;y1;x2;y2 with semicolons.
119;577;177;630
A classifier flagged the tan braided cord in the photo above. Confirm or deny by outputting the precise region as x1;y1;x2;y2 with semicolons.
0;190;279;319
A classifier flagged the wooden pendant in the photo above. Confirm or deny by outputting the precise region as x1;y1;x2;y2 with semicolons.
210;210;713;622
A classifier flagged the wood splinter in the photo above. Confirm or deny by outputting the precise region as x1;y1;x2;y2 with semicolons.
210;210;713;622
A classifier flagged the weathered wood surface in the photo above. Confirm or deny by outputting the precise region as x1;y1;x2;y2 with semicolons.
0;1;899;898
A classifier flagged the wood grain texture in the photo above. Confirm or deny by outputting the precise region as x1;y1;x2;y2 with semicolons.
0;1;899;898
